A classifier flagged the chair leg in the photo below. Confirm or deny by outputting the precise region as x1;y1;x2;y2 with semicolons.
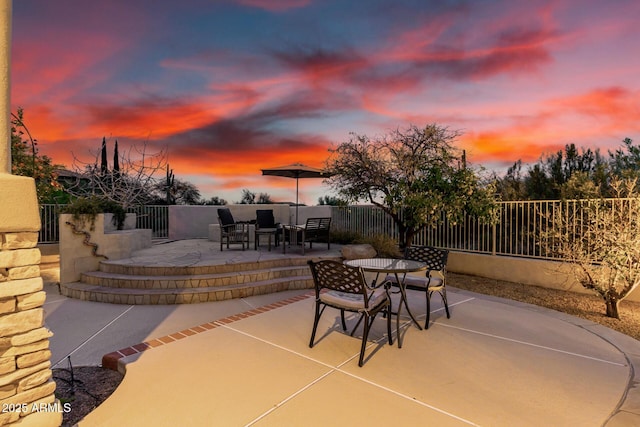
386;302;393;345
309;302;323;348
340;309;347;331
358;314;371;367
350;313;365;336
425;290;431;330
441;287;450;319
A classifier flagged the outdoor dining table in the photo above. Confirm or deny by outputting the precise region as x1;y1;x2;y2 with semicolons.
281;224;304;254
344;258;427;348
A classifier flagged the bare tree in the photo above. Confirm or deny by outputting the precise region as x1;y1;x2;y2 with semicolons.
544;178;640;319
66;139;168;209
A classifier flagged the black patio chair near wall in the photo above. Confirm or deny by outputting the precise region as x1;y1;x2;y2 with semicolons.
385;246;450;329
308;259;392;367
286;217;331;254
255;209;280;250
217;208;249;251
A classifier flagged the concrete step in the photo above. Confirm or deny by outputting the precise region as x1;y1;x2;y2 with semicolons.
60;275;314;305
80;265;312;289
98;257;317;276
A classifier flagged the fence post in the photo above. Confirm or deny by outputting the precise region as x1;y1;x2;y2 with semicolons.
491;221;497;255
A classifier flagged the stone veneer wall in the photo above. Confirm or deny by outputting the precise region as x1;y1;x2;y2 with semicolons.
1;1;60;424
0;232;61;426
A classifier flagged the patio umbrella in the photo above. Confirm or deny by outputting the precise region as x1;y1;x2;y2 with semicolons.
261;163;332;224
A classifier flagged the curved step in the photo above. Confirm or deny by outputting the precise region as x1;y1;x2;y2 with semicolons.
61;276;313;305
81;265;311;289
98;257;334;276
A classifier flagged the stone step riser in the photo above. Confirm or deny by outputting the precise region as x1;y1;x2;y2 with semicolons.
98;257;317;276
81;266;312;289
60;277;313;305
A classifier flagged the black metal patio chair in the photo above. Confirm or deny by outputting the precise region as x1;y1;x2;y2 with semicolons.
385;245;450;329
308;259;392;367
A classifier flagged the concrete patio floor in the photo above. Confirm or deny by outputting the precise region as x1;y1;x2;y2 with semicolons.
41;240;640;426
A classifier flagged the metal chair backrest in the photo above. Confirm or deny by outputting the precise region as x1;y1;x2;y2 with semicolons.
256;210;276;228
217;208;235;227
404;246;448;272
304;217;331;240
308;260;369;304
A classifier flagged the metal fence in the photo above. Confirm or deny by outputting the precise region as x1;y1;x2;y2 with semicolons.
40;200;632;261
331;198;636;260
38;204;169;243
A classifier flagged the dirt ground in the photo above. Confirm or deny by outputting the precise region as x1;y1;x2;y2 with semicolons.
53;366;123;427
52;273;640;424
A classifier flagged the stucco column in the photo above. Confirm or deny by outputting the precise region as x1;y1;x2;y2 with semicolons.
0;0;11;173
0;0;39;231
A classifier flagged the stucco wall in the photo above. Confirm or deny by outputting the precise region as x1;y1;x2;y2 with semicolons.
59;214;151;284
169;204;333;240
289;205;333;225
445;251;640;302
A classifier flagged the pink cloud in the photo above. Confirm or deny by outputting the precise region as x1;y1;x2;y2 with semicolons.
549;87;640;126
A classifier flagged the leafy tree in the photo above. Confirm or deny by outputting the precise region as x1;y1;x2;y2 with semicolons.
318;195;348;206
169;180;201;205
239;189;256;204
238;189;273;204
495;143;610;200
202;196;227;205
559;171;600;200
494;160;526;201
525;164;554;199
11;108;64;203
149;178;201;205
256;192;273;204
326;124;497;248
544;178;640;319
609;137;640;179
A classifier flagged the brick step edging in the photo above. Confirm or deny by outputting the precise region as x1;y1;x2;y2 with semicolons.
101;292;314;372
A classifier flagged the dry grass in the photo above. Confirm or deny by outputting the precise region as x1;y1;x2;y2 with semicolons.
448;272;640;342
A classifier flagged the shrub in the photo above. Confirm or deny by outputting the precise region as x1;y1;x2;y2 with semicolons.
356;234;402;258
62;196;127;230
329;229;361;244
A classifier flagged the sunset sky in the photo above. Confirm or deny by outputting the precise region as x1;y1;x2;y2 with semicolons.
10;0;640;205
